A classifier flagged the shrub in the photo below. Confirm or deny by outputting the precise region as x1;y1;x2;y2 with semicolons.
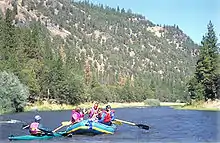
144;99;160;106
0;71;29;113
89;85;111;103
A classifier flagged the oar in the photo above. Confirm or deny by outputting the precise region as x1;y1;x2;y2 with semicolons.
52;121;72;132
114;119;149;130
112;120;123;125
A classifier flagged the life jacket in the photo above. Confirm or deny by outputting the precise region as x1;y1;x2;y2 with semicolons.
29;122;41;135
103;110;115;123
71;110;84;123
97;111;102;120
89;107;98;118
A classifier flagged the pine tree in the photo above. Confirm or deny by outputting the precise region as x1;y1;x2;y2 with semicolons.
194;21;218;100
117;6;120;12
2;9;16;60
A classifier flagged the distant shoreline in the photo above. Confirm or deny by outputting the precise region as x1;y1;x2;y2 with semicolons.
24;101;148;112
24;101;187;112
173;100;220;111
3;101;219;115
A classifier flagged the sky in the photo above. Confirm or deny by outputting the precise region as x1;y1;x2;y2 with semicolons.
87;0;219;44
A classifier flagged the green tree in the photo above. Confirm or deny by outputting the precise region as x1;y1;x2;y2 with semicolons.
2;9;17;61
0;71;29;113
194;21;218;100
116;6;120;12
187;77;204;101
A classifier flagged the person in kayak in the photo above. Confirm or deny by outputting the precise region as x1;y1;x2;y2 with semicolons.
29;115;44;135
71;107;85;124
87;102;99;119
22;115;44;136
98;105;115;126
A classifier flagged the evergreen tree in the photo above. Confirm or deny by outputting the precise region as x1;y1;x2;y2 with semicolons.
2;9;16;60
121;8;125;13
117;6;120;12
194;21;218;100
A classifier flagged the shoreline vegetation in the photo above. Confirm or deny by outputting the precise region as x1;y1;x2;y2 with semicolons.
175;100;220;111
24;101;186;112
23;100;220;113
2;100;219;115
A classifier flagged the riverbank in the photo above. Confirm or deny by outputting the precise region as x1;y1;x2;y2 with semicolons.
174;100;220;111
5;100;218;114
24;101;148;112
24;101;187;112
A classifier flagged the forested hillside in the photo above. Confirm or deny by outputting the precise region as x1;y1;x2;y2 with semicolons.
0;0;200;113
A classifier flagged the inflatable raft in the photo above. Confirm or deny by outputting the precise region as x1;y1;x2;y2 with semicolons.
65;119;117;135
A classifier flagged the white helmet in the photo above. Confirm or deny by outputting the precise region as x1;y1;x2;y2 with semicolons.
34;115;41;121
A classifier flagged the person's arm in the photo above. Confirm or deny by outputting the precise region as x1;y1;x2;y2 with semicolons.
22;124;30;129
80;112;84;118
111;112;115;121
98;113;105;123
86;109;91;115
38;124;43;129
72;114;77;122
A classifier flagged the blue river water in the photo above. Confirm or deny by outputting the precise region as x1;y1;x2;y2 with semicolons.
0;106;220;143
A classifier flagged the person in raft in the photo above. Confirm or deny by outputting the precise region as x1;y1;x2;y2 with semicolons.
23;115;46;136
71;107;85;124
98;105;115;126
96;108;103;121
87;102;99;119
89;107;103;122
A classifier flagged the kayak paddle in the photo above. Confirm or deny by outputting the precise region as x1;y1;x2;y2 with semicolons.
22;124;30;129
114;119;149;130
37;121;72;135
38;127;54;135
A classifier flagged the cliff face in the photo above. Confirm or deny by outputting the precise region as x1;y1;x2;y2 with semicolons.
0;0;200;102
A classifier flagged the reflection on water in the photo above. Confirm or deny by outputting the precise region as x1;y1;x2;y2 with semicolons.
0;107;220;143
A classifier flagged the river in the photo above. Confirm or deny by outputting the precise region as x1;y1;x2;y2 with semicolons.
0;106;220;143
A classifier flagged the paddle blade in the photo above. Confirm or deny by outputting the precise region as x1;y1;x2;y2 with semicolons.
61;121;72;126
112;120;123;125
136;124;149;130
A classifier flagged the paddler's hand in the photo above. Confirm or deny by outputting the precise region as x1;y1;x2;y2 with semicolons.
83;108;86;114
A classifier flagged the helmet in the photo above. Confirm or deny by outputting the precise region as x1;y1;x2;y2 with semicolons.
106;105;111;110
34;115;41;121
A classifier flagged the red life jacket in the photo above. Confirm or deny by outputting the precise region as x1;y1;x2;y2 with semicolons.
103;110;115;123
